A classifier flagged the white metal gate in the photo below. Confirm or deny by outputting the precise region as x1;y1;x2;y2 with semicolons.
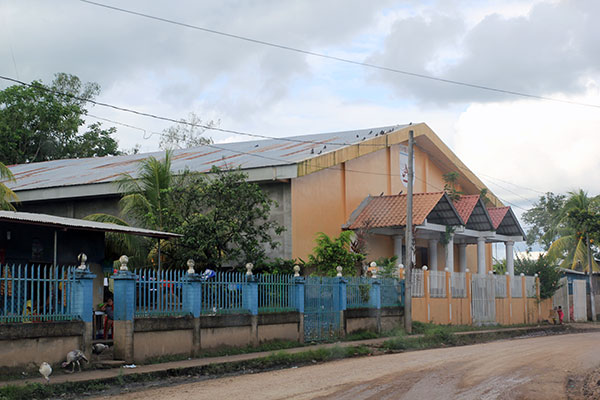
552;277;569;321
472;275;495;324
572;280;587;322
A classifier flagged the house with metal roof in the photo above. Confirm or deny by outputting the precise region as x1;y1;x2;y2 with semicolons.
5;122;523;272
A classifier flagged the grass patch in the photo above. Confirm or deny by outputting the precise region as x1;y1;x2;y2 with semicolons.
343;330;379;341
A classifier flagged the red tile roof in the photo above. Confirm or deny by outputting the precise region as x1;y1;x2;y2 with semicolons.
347;192;445;229
487;207;510;229
452;195;480;224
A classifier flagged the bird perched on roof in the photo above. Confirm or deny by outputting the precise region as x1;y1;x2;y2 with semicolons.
39;362;52;383
62;350;89;373
92;343;109;355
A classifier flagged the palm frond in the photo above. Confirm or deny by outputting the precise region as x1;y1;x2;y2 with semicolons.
83;213;147;262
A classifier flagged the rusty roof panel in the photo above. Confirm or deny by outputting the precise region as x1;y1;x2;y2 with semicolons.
6;125;407;192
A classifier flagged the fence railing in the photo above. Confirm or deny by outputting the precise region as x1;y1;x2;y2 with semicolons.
201;271;247;315
0;264;77;323
525;276;537;298
411;270;424;297
511;276;523;298
346;276;372;308
494;275;507;298
134;269;186;317
451;272;466;298
381;278;403;307
429;271;446;298
257;274;296;313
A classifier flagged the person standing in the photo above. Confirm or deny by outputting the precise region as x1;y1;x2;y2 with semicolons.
557;305;564;324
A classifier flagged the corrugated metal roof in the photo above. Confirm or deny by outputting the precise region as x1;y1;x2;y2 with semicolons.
0;211;181;238
5;125;406;192
345;192;464;230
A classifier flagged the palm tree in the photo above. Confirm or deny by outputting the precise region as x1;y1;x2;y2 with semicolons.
0;162;18;210
85;151;175;267
546;190;599;272
117;150;173;231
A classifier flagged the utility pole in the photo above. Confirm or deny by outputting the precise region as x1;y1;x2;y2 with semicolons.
404;130;414;334
587;233;596;321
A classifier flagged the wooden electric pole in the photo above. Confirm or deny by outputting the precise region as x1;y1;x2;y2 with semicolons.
404;130;414;334
588;233;596;321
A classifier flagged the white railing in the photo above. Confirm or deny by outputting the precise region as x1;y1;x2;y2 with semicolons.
494;275;507;298
451;272;466;298
411;270;424;297
511;276;523;298
429;271;446;298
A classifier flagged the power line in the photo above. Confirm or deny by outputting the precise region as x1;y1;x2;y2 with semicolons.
0;75;392;148
78;0;600;110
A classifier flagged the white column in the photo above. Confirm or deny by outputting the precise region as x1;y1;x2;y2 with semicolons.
428;239;439;271
445;235;454;272
393;235;403;265
477;237;486;275
458;244;467;273
506;240;515;276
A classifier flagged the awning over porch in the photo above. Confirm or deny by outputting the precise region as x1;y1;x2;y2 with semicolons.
487;207;526;238
343;192;463;231
343;192;526;275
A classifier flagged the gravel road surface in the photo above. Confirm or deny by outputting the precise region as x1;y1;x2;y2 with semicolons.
97;331;600;400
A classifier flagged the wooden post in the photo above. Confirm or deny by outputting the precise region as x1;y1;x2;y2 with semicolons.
446;269;452;324
536;275;541;323
506;273;512;325
424;268;430;323
521;274;527;324
466;269;472;325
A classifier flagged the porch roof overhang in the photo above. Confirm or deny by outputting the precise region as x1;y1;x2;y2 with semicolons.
0;210;181;239
343;192;464;231
487;207;526;238
453;195;494;231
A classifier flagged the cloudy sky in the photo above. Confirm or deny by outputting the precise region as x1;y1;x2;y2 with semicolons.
1;0;600;250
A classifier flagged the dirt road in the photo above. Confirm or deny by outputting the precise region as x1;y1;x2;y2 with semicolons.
98;331;600;400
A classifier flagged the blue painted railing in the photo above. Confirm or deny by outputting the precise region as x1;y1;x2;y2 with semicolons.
201;271;247;315
134;268;186;317
381;277;403;307
0;264;77;323
346;276;371;308
257;273;296;313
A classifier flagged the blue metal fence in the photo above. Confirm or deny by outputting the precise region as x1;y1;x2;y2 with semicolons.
134;268;186;317
201;271;247;315
257;274;296;313
381;278;403;307
0;264;77;323
346;276;371;308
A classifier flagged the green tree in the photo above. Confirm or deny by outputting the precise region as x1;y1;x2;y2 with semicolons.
117;150;174;232
170;166;285;269
442;171;463;201
104;154;284;270
545;190;600;272
307;231;364;277
514;255;562;299
0;73;121;164
0;162;18;210
522;192;566;250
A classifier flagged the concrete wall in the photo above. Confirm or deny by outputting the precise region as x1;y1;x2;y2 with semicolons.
0;321;85;368
344;307;403;334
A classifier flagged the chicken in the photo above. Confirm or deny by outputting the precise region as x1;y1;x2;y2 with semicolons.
39;362;52;383
92;343;109;355
62;350;89;373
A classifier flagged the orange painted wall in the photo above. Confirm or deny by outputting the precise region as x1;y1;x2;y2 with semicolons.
290;141;495;269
